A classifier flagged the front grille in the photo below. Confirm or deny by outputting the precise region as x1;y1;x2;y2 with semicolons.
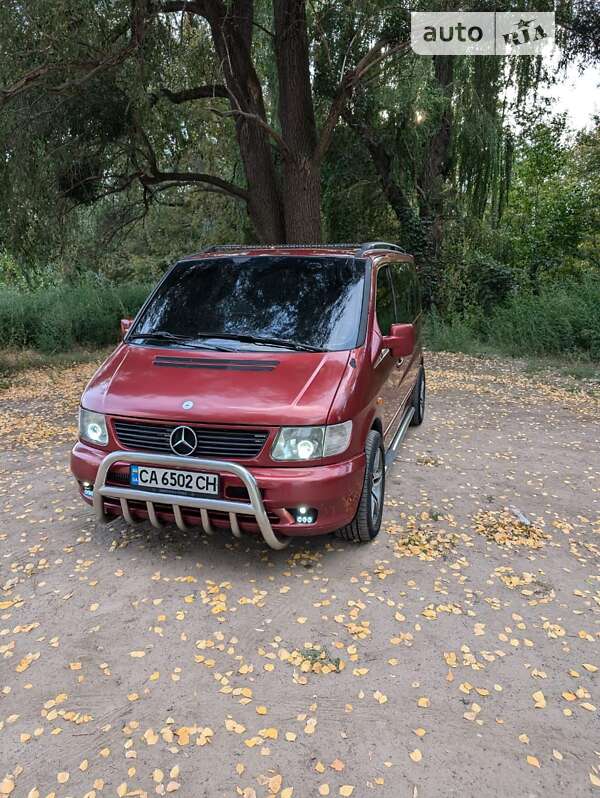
112;420;268;460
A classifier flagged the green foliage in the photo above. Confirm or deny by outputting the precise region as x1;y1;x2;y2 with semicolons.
0;0;599;364
427;275;600;360
0;278;150;353
434;241;517;316
499;116;599;283
425;310;485;356
483;276;600;358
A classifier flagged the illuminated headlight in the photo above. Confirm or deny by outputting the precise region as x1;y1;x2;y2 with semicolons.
79;408;108;446
271;421;352;461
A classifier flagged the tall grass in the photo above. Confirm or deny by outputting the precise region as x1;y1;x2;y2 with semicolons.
0;278;150;353
427;275;600;360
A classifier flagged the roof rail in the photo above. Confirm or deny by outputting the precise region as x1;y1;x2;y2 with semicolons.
201;243;361;252
198;242;406;255
354;241;406;256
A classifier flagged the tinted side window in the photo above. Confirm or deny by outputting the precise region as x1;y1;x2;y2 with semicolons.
375;266;395;334
391;263;421;322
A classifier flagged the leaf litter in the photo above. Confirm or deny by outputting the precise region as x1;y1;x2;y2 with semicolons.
0;351;599;796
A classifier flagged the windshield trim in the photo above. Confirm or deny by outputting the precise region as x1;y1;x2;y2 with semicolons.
126;254;370;353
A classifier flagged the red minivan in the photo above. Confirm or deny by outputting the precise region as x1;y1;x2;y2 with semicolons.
71;242;425;549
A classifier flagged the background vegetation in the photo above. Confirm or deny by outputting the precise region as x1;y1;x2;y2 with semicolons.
0;0;599;365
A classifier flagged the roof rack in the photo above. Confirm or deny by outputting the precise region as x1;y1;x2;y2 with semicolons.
201;243;361;252
198;241;406;256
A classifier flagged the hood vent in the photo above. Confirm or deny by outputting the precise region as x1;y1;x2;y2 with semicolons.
153;355;279;372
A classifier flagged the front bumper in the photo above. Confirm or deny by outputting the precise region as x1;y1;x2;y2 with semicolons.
71;443;365;549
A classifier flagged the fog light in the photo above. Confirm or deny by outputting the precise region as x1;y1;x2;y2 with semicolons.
82;481;93;498
290;507;318;525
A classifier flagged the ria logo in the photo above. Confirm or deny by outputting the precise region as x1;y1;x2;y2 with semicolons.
169;425;198;456
411;12;554;56
497;14;554;54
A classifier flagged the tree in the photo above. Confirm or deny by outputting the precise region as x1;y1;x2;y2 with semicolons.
0;0;408;244
0;0;597;255
501;116;600;285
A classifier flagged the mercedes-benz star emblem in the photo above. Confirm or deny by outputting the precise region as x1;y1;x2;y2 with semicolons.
169;425;197;456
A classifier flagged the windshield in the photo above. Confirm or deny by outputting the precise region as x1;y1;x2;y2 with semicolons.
131;256;366;351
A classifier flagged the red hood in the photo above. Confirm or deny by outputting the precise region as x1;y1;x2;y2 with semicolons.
81;344;351;426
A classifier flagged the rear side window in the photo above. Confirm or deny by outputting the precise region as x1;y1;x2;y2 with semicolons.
390;262;421;323
375;266;395;334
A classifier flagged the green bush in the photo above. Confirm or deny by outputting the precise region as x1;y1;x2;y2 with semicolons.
2;271;599;362
427;275;600;360
425;309;484;355
0;277;150;353
484;276;600;358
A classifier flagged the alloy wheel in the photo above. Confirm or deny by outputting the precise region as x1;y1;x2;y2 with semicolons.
370;448;384;524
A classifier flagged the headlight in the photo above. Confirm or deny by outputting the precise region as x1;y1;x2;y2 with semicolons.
79;408;108;445
271;421;352;461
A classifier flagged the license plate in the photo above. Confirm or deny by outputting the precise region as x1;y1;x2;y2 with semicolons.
130;465;219;496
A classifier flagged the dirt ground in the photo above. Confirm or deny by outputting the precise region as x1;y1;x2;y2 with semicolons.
1;352;599;798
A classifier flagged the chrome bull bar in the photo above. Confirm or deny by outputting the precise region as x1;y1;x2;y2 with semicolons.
92;450;290;550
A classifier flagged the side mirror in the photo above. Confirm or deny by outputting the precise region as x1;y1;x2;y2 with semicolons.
120;318;133;339
382;323;415;359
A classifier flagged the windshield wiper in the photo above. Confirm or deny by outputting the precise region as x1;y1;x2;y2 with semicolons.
129;331;186;342
193;332;323;352
128;331;235;351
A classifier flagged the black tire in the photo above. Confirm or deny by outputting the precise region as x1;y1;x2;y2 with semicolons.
410;365;426;426
337;429;385;543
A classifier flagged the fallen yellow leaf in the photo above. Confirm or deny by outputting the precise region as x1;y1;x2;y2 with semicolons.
532;690;546;708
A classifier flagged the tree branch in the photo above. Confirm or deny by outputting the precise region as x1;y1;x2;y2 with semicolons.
129;115;249;202
139;170;248;201
158;1;201;13
158;84;229;103
0;64;54;108
0;0;149;108
205;106;289;153
314;39;410;165
158;0;223;22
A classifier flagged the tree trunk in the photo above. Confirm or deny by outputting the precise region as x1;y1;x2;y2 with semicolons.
207;1;285;242
273;0;322;242
343;110;424;251
417;55;454;256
